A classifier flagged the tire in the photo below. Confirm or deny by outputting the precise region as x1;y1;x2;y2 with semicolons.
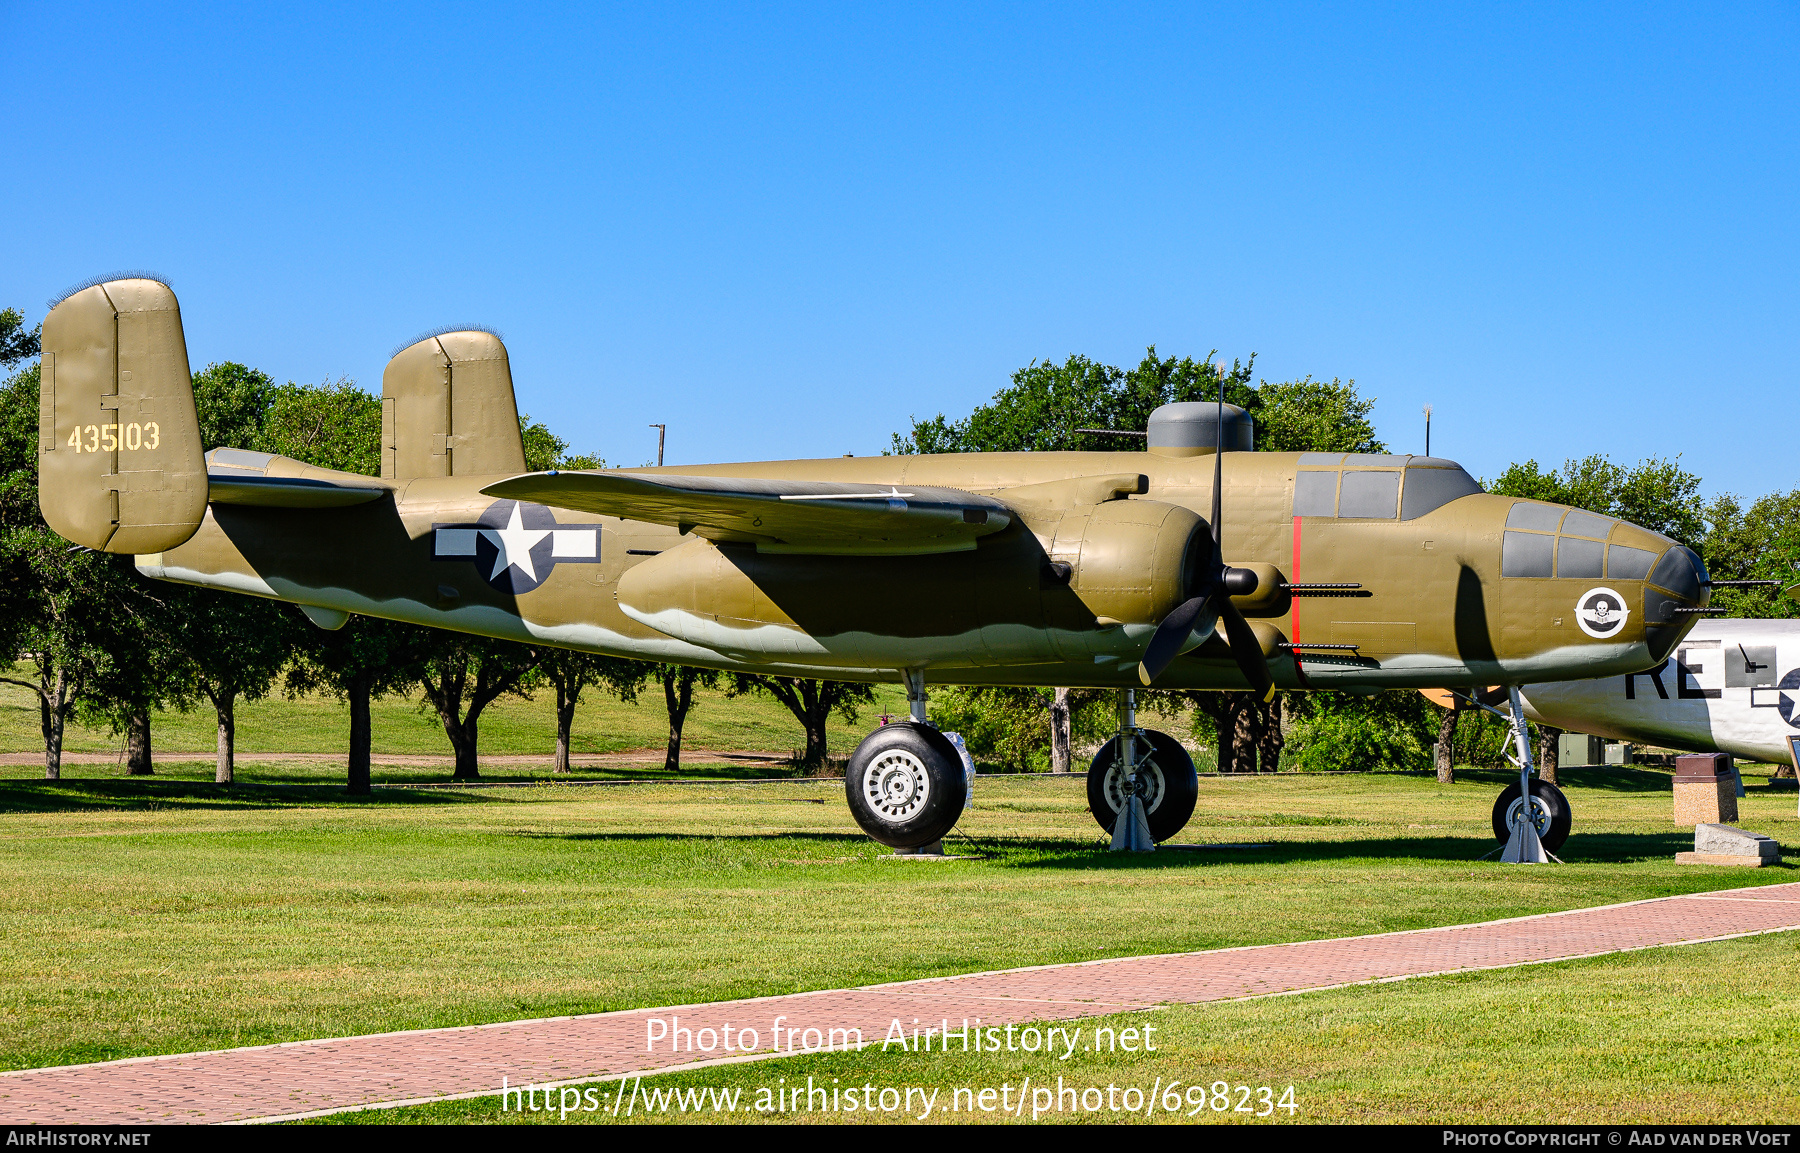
1086;730;1199;843
1491;778;1572;853
845;722;969;849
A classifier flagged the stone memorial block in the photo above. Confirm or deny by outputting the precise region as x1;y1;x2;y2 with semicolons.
1676;822;1780;867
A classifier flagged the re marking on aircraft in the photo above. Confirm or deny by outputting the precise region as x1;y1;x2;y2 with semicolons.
432;500;602;593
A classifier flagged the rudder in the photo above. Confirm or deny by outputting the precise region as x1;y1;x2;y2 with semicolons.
38;278;208;553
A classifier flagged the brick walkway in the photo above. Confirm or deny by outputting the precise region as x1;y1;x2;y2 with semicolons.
4;882;1797;1124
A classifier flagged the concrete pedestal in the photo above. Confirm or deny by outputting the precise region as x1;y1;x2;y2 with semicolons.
1673;753;1738;826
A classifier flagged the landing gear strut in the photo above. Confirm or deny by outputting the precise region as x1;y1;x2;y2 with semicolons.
1458;685;1570;861
1086;689;1198;845
844;670;968;849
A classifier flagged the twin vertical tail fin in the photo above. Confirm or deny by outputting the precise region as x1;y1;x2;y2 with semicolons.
381;328;527;480
39;277;207;553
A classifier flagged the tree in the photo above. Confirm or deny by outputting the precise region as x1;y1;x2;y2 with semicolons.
1049;687;1073;772
657;664;719;772
0;360;45;529
0;309;39;370
892;349;1254;455
191;362;276;451
415;635;542;780
0;528;116;778
1432;696;1463;785
728;674;877;770
162;586;298;784
1699;488;1800;618
1536;725;1562;785
1253;378;1384;455
932;685;1111;771
75;559;185;775
287;616;433;794
1486;455;1707;547
260;378;383;473
1280;690;1434;772
539;650;653;773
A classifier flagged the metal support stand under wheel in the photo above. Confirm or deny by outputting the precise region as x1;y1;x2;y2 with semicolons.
1089;690;1197;850
1457;686;1565;863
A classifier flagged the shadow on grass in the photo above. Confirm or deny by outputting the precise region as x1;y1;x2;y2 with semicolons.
0;778;492;814
988;828;1748;870
1451;766;1674;795
509;829;875;847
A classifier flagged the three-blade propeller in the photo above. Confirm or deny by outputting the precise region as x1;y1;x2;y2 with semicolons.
1135;373;1277;702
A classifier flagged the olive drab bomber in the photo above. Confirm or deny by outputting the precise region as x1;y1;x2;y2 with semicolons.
36;277;1712;850
38;278;1707;696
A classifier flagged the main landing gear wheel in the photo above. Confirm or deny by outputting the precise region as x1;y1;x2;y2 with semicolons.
1492;778;1572;853
1086;730;1199;844
845;722;969;849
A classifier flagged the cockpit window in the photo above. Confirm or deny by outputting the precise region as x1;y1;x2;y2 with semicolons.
1338;470;1401;518
1399;467;1482;519
1293;470;1338;517
1293;457;1483;520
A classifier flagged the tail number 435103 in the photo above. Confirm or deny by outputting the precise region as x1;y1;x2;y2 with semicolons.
66;423;160;453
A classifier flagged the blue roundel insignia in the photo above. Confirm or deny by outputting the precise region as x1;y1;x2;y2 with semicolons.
431;500;602;594
1777;668;1800;730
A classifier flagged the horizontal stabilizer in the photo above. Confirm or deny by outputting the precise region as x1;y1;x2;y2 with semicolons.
206;448;391;508
482;471;1012;555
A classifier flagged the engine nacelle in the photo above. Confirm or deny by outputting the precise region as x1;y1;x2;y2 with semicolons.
1034;498;1209;627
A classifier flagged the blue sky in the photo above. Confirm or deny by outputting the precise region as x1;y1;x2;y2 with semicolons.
5;3;1795;495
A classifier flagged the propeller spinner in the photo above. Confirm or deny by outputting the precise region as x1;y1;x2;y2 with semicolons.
1136;372;1277;701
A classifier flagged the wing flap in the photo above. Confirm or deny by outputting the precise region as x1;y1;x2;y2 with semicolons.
481;471;1011;555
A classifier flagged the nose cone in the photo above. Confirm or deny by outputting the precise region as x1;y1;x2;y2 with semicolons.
1641;542;1710;663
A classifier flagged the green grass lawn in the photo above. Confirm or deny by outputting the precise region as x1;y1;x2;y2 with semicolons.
0;760;1794;1102
350;929;1800;1125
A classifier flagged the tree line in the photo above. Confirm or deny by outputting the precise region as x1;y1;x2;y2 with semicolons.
0;306;872;789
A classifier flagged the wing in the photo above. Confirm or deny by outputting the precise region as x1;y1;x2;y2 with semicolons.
481;471;1012;555
206;448;391;508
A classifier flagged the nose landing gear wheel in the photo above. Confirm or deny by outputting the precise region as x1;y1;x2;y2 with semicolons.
1492;778;1571;853
845;722;969;849
1086;730;1198;843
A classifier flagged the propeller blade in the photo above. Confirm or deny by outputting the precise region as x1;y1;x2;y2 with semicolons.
1136;595;1214;686
1216;598;1276;703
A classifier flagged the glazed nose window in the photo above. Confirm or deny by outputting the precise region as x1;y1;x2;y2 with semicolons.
1502;530;1555;577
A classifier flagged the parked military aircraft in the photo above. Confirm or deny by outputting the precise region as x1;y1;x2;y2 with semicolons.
1521;619;1800;768
37;277;1721;850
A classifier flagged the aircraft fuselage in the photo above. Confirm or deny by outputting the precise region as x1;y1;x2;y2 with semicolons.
139;449;1703;692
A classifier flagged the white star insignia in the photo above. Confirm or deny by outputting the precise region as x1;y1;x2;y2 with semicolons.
481;503;552;583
